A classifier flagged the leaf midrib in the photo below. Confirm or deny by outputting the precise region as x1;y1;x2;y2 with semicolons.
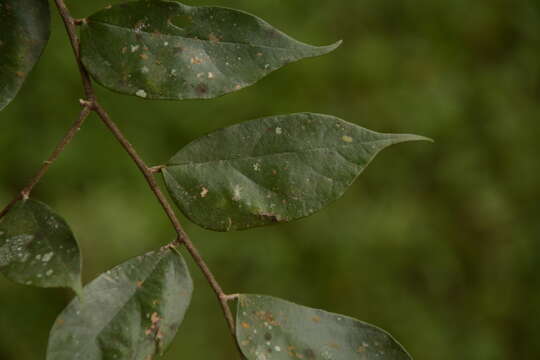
86;20;316;52
168;139;391;167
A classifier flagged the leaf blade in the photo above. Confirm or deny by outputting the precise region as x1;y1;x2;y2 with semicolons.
0;0;50;111
79;0;340;100
0;199;82;293
47;248;193;360
237;294;412;360
163;113;431;231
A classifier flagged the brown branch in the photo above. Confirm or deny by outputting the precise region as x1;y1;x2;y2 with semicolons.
53;0;241;356
54;0;93;100
93;102;238;343
0;106;91;219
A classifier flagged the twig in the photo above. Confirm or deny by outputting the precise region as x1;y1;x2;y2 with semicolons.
222;294;240;302
93;79;241;358
149;165;166;173
53;0;241;356
0;106;91;219
54;0;93;100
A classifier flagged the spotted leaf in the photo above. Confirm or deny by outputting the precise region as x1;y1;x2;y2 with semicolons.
0;0;50;111
237;295;412;360
47;248;193;360
0;199;82;294
163;113;431;231
79;0;341;100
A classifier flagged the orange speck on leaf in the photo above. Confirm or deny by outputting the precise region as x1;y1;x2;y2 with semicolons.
241;322;251;329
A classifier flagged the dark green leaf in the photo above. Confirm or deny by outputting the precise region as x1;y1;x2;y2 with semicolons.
79;0;340;100
163;113;431;231
0;199;82;293
237;295;412;360
47;247;193;360
0;0;50;111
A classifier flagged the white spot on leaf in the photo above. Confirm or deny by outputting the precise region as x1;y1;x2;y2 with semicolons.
233;185;242;201
42;252;54;262
200;187;209;198
136;89;147;98
0;244;11;267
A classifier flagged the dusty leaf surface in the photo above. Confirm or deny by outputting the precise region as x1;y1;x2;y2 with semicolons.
47;248;193;360
163;113;430;231
0;0;50;110
0;199;82;293
80;0;340;100
237;294;412;360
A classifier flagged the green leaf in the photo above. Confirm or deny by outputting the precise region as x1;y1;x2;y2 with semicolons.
0;199;82;293
0;0;50;111
163;113;431;231
237;295;412;360
47;247;193;360
79;0;340;100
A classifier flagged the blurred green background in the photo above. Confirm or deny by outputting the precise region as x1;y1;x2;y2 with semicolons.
1;0;539;359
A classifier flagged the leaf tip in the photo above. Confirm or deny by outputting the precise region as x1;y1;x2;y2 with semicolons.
390;133;434;145
412;134;434;143
321;39;343;54
334;39;344;48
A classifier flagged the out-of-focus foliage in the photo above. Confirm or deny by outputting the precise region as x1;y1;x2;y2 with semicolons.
0;0;538;359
